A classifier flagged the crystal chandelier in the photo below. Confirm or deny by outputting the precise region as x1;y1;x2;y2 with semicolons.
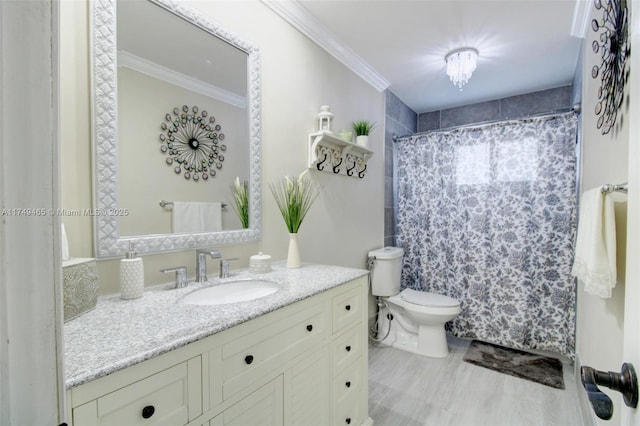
445;48;479;90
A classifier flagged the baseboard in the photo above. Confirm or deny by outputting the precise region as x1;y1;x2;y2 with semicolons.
361;416;375;426
575;352;598;426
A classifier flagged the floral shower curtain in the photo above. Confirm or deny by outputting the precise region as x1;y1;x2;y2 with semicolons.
395;112;578;357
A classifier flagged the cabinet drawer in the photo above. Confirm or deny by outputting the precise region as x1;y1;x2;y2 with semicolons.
334;387;363;426
331;323;362;375
221;302;328;399
332;285;363;333
212;376;284;426
73;361;196;425
334;356;362;406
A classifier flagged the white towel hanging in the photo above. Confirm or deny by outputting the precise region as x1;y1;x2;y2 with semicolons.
172;202;222;233
571;188;617;298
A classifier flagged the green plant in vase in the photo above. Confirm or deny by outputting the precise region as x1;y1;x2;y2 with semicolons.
269;170;322;268
230;177;249;229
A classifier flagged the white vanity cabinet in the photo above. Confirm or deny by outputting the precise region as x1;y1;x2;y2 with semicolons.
66;275;370;426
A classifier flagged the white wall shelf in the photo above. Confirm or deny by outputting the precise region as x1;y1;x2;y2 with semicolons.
307;131;373;178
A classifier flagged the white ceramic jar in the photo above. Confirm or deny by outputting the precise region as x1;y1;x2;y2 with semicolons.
249;252;272;273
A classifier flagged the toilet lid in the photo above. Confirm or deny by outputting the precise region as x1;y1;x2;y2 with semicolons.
400;288;460;308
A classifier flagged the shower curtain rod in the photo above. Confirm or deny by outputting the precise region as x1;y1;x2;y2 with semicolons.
392;104;581;142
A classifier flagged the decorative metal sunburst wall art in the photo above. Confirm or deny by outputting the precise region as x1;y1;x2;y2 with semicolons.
159;104;226;181
591;0;630;136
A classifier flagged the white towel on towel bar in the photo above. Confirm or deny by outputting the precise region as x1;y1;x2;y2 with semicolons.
172;202;222;234
571;188;617;298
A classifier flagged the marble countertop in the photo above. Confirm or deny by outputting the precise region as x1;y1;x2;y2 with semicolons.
64;262;368;389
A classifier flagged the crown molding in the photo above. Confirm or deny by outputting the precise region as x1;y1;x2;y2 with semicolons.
261;0;389;92
118;50;247;109
571;0;593;38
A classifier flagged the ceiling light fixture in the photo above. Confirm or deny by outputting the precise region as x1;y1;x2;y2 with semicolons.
445;47;479;90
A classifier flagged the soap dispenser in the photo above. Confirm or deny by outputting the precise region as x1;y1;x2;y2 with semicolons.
120;241;144;299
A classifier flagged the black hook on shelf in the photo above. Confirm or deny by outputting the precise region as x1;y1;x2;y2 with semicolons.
358;165;367;178
316;153;328;171
332;157;343;174
346;162;356;176
580;363;638;420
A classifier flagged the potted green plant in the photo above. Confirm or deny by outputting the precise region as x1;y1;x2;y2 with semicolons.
352;120;375;147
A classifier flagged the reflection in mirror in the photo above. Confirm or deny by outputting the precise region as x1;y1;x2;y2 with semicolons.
117;0;248;236
92;0;261;257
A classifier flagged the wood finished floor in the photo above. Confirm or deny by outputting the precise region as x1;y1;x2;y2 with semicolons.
368;336;584;426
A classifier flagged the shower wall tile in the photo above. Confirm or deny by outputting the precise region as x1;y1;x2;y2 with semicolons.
384;207;395;237
501;86;572;119
383;235;395;248
417;111;440;132
385;145;394;184
386;90;417;133
384;116;399;150
417;85;573;131
385;90;402;123
385;175;393;208
440;100;501;129
384;90;417;245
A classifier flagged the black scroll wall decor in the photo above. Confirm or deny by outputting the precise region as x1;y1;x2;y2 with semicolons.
159;105;226;181
591;0;630;136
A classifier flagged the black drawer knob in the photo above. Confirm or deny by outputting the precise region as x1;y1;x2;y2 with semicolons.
345;381;351;388
345;345;351;352
245;355;254;365
346;417;352;425
345;304;351;311
306;324;313;332
141;405;155;419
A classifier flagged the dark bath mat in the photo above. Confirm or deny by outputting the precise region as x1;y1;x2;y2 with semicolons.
463;340;565;389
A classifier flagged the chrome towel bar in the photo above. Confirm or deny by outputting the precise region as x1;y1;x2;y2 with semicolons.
601;182;628;194
159;200;227;208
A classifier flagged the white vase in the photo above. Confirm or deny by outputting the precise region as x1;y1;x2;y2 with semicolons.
287;233;301;268
356;135;369;147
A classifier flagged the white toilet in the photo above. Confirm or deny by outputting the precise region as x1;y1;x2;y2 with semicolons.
369;247;461;358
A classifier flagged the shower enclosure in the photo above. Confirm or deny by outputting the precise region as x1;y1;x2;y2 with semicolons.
395;112;578;357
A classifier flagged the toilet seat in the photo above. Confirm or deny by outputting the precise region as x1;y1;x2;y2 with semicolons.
400;288;459;308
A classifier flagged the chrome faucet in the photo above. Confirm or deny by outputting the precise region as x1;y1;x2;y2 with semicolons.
160;266;188;289
219;258;239;278
196;248;222;283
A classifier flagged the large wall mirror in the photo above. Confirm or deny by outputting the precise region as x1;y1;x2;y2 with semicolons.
92;0;261;258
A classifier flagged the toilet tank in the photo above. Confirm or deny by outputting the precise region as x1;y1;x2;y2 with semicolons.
368;247;403;297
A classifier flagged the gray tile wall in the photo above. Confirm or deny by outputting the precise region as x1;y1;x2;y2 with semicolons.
384;90;416;247
417;86;574;132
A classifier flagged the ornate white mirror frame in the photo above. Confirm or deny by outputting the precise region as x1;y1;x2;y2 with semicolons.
92;0;261;258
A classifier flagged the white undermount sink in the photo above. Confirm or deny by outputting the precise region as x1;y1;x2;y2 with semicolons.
182;280;279;306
